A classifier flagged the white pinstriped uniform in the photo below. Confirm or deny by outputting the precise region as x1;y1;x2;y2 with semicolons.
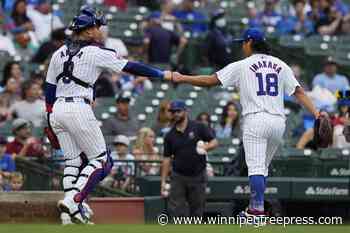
216;54;300;176
46;45;127;160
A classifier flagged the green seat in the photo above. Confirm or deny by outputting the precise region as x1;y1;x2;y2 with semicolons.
271;155;321;177
304;36;336;56
334;46;350;66
279;35;304;48
93;97;115;119
320;148;344;159
283;147;315;157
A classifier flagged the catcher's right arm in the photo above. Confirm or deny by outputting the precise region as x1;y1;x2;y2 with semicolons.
313;114;333;148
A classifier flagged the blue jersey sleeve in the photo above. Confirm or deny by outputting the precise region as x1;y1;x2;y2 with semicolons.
122;61;164;79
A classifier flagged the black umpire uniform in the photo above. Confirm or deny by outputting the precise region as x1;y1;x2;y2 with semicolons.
164;101;216;217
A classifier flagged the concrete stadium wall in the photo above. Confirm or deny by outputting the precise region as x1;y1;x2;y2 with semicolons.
0;192;146;224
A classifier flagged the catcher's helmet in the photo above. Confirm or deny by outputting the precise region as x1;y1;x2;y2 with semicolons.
69;6;107;32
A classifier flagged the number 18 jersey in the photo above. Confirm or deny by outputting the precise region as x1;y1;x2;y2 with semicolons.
216;53;300;118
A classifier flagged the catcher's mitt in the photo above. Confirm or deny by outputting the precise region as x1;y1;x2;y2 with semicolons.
313;114;333;148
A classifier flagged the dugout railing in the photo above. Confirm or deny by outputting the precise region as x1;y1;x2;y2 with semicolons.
14;152;350;196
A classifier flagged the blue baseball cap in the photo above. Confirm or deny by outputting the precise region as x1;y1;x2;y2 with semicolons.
148;11;161;20
233;28;266;43
170;100;186;111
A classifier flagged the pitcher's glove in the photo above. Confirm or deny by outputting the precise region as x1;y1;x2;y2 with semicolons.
313;114;333;148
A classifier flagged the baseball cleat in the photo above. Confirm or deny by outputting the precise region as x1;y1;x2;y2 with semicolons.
57;199;89;224
238;208;268;227
60;212;73;225
81;202;94;219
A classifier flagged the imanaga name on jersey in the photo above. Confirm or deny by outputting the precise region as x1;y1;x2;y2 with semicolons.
249;60;283;74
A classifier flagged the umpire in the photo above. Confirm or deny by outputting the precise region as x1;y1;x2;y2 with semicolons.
161;100;218;217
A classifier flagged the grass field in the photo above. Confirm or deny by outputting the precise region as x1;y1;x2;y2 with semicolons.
2;224;350;233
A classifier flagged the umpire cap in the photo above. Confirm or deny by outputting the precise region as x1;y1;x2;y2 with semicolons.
69;6;107;32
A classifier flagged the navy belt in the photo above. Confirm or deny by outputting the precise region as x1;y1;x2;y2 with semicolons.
64;97;91;104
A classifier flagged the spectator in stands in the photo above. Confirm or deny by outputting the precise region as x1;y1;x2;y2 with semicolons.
108;135;135;191
116;72;153;96
145;0;182;32
291;63;310;90
94;70;117;98
0;34;16;56
173;0;207;35
144;13;187;64
207;9;233;69
92;25;128;97
13;30;39;61
104;0;128;11
27;0;63;42
10;0;34;32
0;77;20;122
29;71;45;91
9;172;23;191
102;92;140;138
284;64;310;110
2;61;24;84
247;2;263;29
1;0;13;13
153;100;173;137
132;127;160;176
288;0;312;16
215;101;240;139
258;0;282;28
10;80;45;127
196;112;215;136
0;61;23;117
332;100;350;148
276;0;314;36
312;0;345;35
0;136;16;176
312;57;349;93
334;0;350;16
308;0;321;24
342;13;350;34
160;0;182;32
101;26;129;58
5;118;45;157
32;27;66;64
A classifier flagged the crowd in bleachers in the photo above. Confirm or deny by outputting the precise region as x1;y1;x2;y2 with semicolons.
0;0;350;192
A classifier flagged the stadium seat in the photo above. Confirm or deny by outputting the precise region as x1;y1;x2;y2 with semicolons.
282;147;314;157
304;35;336;56
279;35;305;48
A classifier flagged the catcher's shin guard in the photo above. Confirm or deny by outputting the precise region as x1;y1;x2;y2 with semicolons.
63;153;88;198
73;149;113;203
